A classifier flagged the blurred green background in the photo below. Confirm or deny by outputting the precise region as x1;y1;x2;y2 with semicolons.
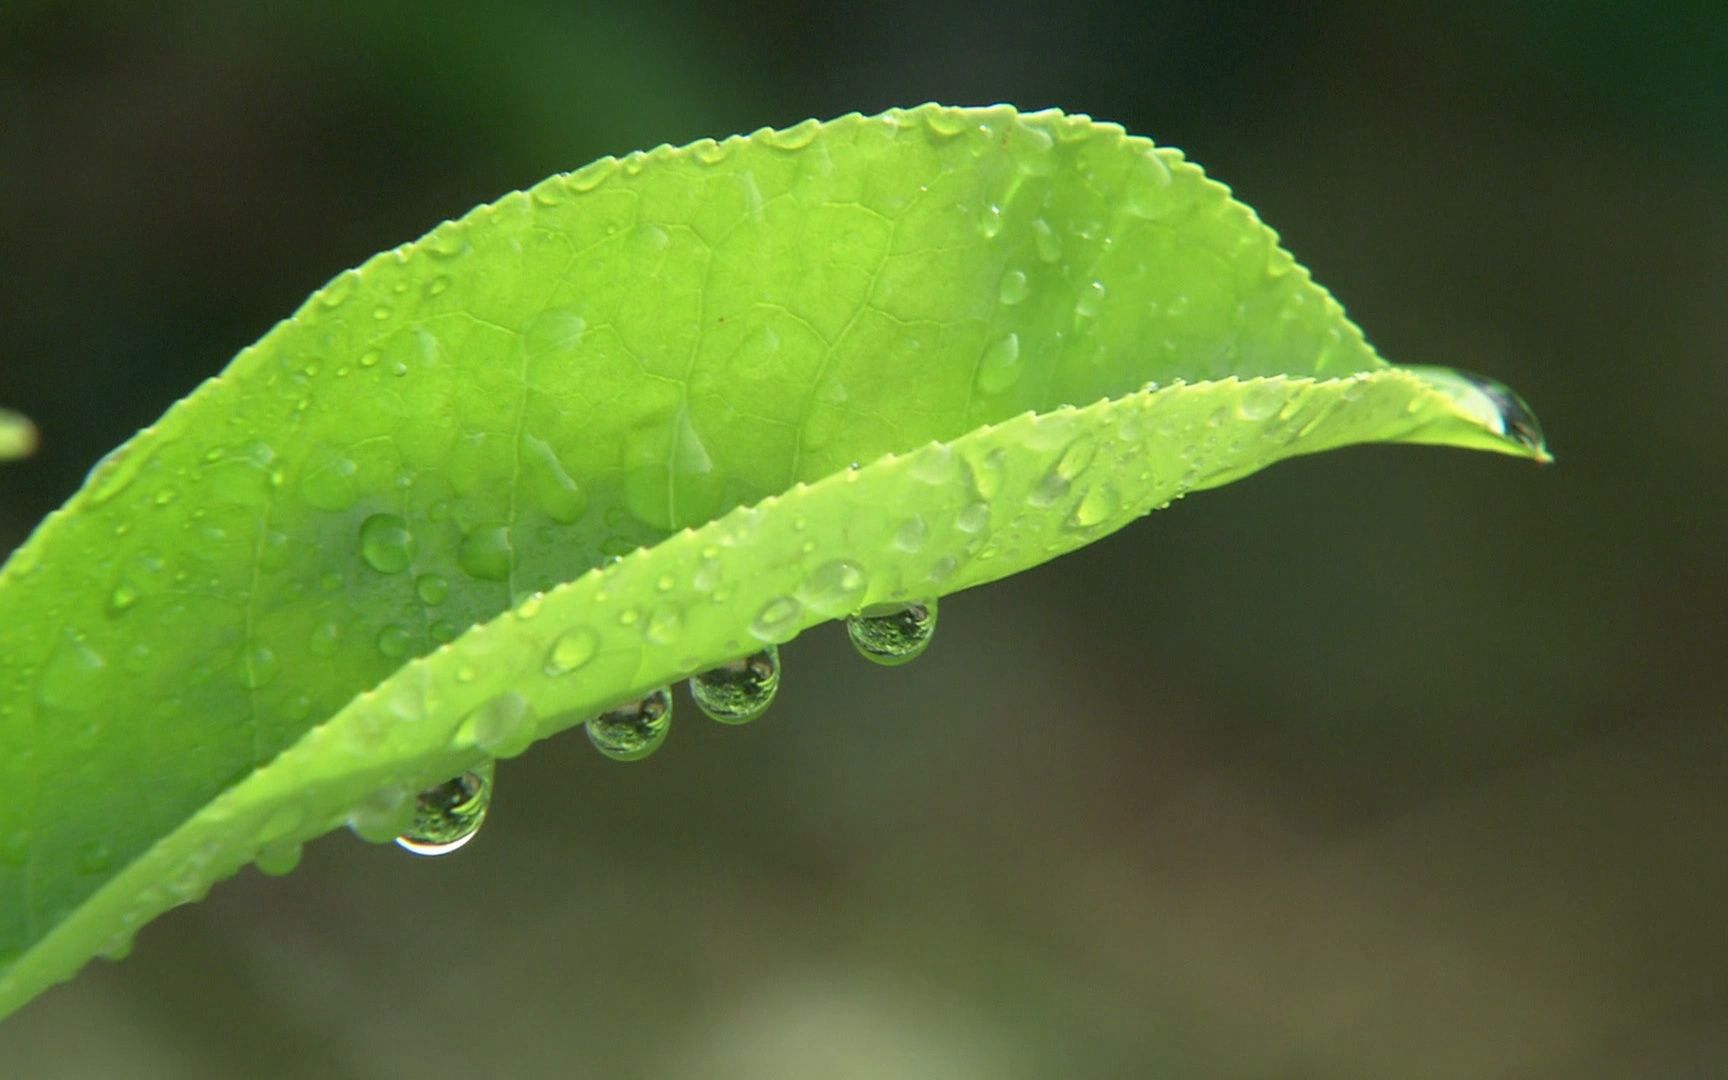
3;2;1725;1076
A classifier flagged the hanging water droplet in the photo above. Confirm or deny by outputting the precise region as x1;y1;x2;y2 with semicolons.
690;646;780;725
394;762;494;856
254;840;303;877
998;268;1030;305
1469;372;1549;455
586;688;672;762
359;513;415;574
847;600;938;666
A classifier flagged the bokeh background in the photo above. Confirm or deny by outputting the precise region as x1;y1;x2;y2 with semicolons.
3;2;1725;1076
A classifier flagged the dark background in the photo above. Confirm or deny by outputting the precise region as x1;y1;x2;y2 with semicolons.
3;2;1725;1076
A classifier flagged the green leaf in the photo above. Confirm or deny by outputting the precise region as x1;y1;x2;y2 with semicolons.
0;104;1547;1018
0;410;35;461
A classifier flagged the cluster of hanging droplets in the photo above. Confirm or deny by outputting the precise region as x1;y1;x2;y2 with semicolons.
363;598;939;858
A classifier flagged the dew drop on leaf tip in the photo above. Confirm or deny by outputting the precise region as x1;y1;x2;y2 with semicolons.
846;600;939;666
690;646;780;725
394;762;494;856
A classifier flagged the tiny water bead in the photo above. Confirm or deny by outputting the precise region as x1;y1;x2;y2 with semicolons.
586;688;672;762
394;761;495;856
690;646;780;725
847;600;938;666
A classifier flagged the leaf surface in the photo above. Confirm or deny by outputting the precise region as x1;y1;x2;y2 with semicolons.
0;105;1546;1017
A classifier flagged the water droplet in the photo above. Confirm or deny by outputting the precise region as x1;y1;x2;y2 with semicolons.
415;574;449;606
349;786;414;842
301;456;359;511
460;692;536;757
893;516;930;552
38;629;108;711
1068;483;1121;529
545;626;600;675
847;600;938;666
975;333;1023;395
207;444;277;505
458;524;514;582
751;596;804;644
394;762;494;856
1055;439;1096;481
1029;468;1071;508
1075;280;1107;318
372;304;392;321
376;624;412;659
243;646;280;689
623;409;722;531
955;501;990;533
978;202;1004;238
998;268;1030;305
108;582;139;614
586;688;672;762
82;443;153;508
689;646;780;725
1452;369;1550;458
308;622;342;657
78;841;112;874
800;559;868;617
1032;218;1062;263
359;513;415;574
254;840;303;877
520;434;587;524
644;604;683;645
522;308;588;358
1237;380;1287;421
966;448;1007;500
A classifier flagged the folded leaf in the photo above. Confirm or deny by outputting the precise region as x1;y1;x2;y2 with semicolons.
0;104;1546;1018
